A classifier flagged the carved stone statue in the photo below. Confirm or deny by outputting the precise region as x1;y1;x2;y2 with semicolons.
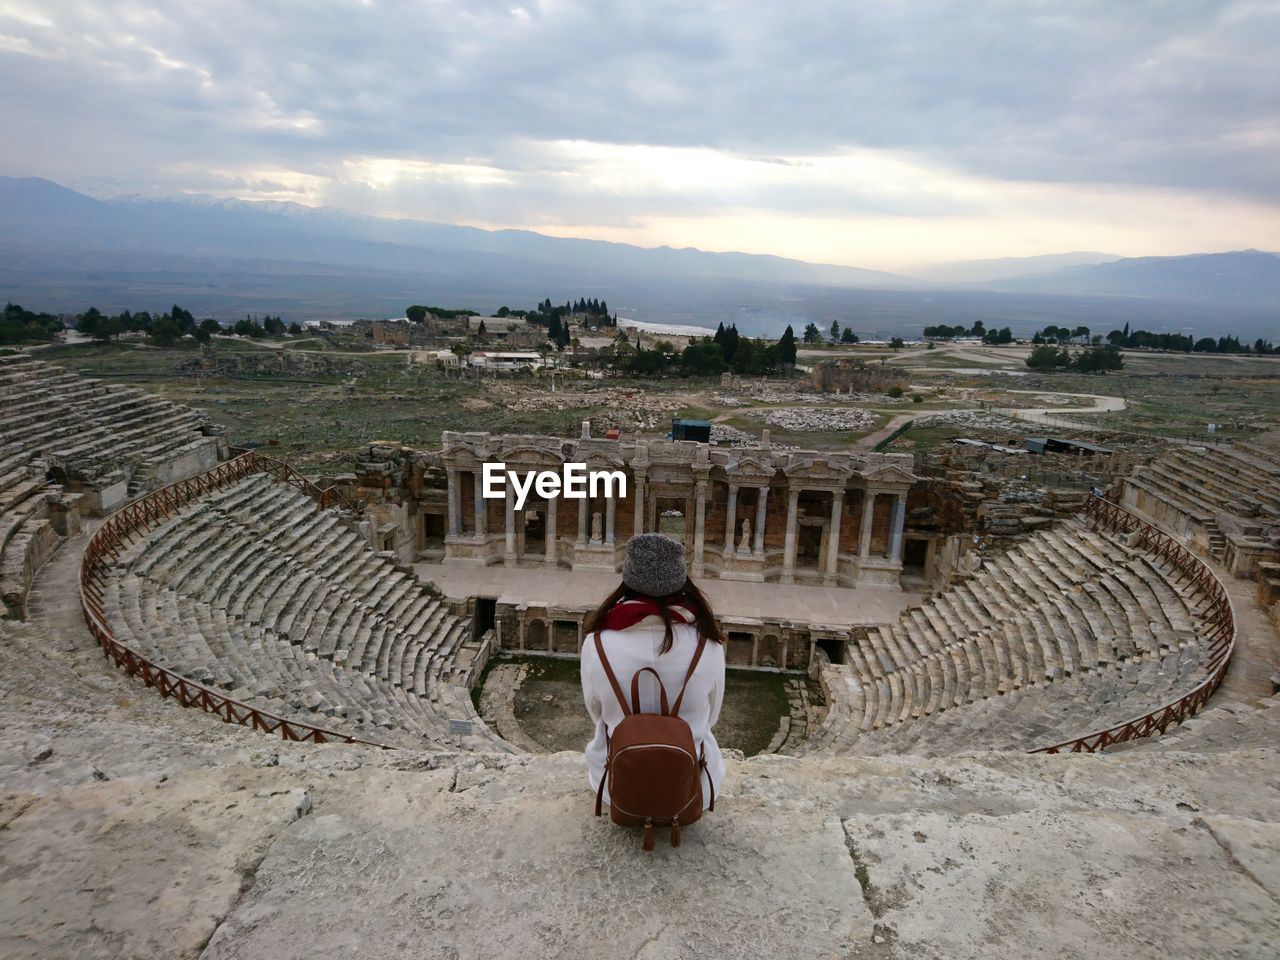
591;511;603;543
738;518;752;553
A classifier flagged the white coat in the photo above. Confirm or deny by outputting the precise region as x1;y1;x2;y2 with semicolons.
580;614;726;810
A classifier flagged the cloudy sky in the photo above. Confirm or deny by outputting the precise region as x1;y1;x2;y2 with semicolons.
2;0;1278;271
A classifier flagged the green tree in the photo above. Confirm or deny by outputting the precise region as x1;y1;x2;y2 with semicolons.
680;339;728;375
0;303;63;344
170;304;196;335
802;322;822;344
730;337;758;374
1073;345;1124;374
889;337;905;351
777;325;798;366
628;349;668;374
76;307;103;338
1026;345;1070;370
149;316;182;346
840;328;858;344
830;320;841;341
406;305;428;324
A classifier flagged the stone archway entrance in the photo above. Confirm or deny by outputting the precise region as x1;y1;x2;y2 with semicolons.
655;497;688;545
521;508;546;558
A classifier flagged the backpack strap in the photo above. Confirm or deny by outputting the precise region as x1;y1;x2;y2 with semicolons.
670;635;708;717
594;769;608;817
701;745;715;812
595;630;708;718
593;632;631;717
629;667;671;715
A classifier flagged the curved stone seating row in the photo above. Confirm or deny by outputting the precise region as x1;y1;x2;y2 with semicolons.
102;471;511;750
0;352;219;505
0;351;223;617
0;440;56;619
789;521;1214;757
1124;436;1280;541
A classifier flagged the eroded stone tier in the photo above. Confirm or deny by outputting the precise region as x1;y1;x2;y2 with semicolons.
1120;430;1280;577
0;352;223;619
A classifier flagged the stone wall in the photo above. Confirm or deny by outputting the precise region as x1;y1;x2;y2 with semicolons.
807;358;908;394
354;431;921;589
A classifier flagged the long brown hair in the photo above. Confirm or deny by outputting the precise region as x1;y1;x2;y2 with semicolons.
584;577;724;655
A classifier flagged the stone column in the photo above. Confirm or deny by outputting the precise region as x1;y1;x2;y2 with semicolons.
824;490;843;584
605;494;616;544
473;471;487;541
692;479;708;577
446;467;460;536
577;494;589;546
751;635;760;667
723;483;738;554
753;485;769;556
858;491;876;558
889;492;907;562
504;485;517;564
781;488;799;584
544;495;558;567
632;470;647;536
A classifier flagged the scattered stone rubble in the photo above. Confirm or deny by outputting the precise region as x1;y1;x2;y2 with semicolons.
712;387;901;406
492;385;680;433
757;407;877;432
709;424;797;450
913;410;1026;433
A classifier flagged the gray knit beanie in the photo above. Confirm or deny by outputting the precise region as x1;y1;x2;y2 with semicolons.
621;533;688;597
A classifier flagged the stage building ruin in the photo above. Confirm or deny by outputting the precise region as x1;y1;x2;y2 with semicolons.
344;427;976;673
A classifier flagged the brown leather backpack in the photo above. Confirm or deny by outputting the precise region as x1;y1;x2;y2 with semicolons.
592;631;714;851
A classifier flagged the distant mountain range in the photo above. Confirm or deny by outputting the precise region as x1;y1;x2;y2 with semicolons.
911;251;1122;284
0;176;914;290
1;176;1277;337
993;249;1280;305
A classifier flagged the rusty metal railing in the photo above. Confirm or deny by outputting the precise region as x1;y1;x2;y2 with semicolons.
79;450;385;748
1031;494;1236;753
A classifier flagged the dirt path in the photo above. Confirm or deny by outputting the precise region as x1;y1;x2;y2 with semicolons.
856;412;922;448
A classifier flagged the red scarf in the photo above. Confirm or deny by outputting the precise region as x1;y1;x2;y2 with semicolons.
602;598;696;632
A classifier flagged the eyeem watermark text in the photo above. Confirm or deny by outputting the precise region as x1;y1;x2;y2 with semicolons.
482;462;627;510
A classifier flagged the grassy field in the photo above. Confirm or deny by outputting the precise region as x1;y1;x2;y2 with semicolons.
29;339;699;469
20;336;1278;467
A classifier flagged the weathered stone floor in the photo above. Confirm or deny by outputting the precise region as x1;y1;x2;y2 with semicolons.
4;530;1278;960
5;724;1279;960
3;582;1278;959
419;560;920;628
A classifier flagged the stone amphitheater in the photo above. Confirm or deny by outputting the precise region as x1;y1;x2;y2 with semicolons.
2;350;1279;960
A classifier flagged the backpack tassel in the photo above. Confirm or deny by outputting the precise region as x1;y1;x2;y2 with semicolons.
642;818;655;852
670;818;682;848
